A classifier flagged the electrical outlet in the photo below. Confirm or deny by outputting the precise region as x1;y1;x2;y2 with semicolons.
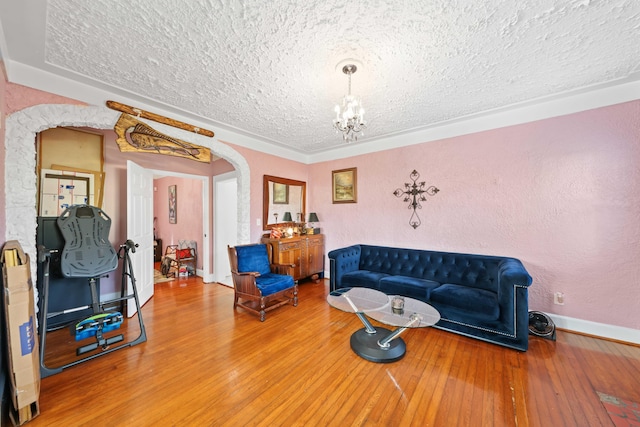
553;292;565;305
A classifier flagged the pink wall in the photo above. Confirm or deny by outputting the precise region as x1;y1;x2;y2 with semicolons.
153;176;203;269
309;100;640;330
6;81;84;114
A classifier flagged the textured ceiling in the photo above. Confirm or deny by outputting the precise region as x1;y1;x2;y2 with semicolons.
1;0;639;154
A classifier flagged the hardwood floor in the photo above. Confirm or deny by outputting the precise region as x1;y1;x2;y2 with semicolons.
29;275;640;426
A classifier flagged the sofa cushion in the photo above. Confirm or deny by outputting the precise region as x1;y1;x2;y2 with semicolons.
357;246;500;292
342;270;389;289
430;283;499;321
236;244;271;276
176;248;193;259
379;276;440;300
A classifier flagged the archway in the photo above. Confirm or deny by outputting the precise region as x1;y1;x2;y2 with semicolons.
5;103;251;275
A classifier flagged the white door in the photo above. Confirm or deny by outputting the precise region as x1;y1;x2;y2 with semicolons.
214;172;237;286
127;160;154;317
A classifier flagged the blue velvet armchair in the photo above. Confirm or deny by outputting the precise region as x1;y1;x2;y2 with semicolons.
227;244;298;321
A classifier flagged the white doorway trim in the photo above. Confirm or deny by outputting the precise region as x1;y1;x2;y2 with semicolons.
214;171;237;286
151;169;211;281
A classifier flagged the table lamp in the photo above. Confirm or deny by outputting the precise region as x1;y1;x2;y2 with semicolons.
307;212;320;234
281;212;294;236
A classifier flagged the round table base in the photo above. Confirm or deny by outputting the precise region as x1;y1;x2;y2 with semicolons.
350;327;406;363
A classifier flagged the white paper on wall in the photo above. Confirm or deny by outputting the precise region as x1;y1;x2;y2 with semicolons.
39;169;94;216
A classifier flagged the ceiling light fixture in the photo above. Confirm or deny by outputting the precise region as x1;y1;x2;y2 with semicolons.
333;64;366;143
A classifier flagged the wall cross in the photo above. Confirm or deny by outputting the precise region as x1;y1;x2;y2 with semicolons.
393;170;440;229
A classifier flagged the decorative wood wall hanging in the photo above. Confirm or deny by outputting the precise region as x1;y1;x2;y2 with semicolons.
107;100;214;137
114;114;211;163
393;170;439;229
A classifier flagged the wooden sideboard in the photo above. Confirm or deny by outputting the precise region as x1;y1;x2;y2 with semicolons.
261;234;325;282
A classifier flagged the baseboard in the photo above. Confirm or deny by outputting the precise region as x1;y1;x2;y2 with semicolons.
201;272;216;283
547;314;640;345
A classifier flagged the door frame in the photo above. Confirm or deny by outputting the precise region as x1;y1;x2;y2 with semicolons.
214;171;237;285
149;168;211;280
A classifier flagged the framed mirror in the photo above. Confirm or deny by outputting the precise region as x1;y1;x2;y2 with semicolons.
263;175;306;229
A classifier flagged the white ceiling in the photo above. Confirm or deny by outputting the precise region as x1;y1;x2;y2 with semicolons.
1;0;639;159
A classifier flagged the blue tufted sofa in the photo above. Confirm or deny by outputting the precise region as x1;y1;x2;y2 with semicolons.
328;245;533;351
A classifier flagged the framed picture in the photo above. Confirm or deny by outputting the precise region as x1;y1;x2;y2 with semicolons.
332;167;357;203
273;182;289;204
168;185;177;224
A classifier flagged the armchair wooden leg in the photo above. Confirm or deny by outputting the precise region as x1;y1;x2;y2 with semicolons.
259;298;266;322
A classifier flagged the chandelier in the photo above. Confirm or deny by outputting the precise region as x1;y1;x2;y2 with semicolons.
333;64;366;143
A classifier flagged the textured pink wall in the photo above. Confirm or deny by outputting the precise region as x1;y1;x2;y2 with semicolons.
309;100;640;330
6;81;84;114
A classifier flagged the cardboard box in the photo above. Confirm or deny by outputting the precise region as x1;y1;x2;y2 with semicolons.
2;241;40;425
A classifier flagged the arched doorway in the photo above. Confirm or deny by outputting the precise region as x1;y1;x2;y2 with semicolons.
5;103;251;280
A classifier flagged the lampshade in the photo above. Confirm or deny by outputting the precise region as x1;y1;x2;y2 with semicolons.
282;212;293;222
308;212;319;223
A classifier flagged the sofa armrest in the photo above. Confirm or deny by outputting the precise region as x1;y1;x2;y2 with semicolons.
497;258;533;347
328;245;362;291
499;259;532;287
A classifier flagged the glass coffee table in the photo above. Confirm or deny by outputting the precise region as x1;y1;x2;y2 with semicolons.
327;287;441;363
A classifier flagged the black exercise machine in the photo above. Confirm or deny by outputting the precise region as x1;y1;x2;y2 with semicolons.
38;205;147;378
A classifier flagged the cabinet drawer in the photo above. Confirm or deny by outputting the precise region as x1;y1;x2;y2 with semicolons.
278;241;301;251
307;238;323;247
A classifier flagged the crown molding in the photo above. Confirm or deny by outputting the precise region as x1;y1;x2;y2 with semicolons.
5;60;639;165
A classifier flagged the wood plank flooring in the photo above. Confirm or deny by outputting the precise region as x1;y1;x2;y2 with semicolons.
29;275;640;426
